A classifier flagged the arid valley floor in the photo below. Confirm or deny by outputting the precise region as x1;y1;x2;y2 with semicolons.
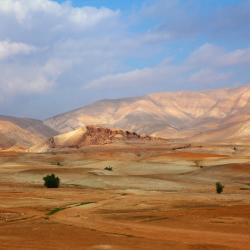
0;143;250;250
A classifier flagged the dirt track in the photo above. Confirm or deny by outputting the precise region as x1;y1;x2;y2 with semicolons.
0;144;250;249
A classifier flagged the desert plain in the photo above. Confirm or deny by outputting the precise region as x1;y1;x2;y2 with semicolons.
0;142;250;250
1;0;250;248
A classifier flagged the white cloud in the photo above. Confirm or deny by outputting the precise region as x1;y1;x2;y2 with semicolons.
0;0;168;104
85;62;186;91
188;43;250;67
221;48;250;66
0;0;118;26
0;0;120;101
187;43;223;66
0;58;69;98
85;68;155;89
188;69;231;85
85;43;250;91
0;40;35;60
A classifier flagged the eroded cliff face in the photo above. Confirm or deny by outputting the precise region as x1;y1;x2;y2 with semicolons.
31;125;161;152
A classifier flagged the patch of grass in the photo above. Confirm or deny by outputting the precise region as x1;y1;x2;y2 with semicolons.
77;201;94;206
47;207;66;216
47;202;94;216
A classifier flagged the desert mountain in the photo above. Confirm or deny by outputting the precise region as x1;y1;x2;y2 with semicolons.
30;125;160;152
45;85;250;143
0;115;57;150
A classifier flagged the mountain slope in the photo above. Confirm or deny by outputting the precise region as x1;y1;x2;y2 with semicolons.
45;85;250;142
0;116;58;150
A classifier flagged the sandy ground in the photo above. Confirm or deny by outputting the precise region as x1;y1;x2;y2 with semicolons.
0;143;250;250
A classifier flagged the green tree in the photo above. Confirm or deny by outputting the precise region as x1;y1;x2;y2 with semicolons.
215;182;224;194
43;174;60;188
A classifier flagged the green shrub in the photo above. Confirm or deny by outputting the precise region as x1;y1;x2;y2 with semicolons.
43;174;60;188
104;166;113;171
215;182;224;194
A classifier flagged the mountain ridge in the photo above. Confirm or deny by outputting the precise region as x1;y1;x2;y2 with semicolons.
1;84;250;150
44;84;250;142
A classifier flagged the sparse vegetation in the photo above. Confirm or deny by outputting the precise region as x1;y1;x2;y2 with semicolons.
194;160;200;167
47;202;94;216
194;160;204;168
240;187;250;190
104;166;113;171
43;174;60;188
78;201;94;206
51;161;63;166
172;144;191;151
216;182;224;194
47;207;65;215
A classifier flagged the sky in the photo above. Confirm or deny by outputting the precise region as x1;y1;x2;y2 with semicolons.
0;0;250;119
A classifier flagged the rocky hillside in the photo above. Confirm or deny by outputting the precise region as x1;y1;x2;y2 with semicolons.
44;85;250;142
30;126;161;152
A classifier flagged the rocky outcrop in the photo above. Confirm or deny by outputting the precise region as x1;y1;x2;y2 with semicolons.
30;125;163;152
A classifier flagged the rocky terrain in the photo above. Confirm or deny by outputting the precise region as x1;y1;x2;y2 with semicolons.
44;84;250;143
30;125;162;152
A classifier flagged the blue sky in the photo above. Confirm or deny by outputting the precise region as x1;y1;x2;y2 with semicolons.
0;0;249;118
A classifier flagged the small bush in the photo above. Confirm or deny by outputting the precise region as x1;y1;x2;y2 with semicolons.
104;166;113;171
215;182;224;194
194;160;202;168
43;174;60;188
51;161;63;166
47;207;65;216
